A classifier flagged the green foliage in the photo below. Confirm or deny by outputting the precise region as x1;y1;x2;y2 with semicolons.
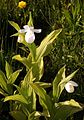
4;94;29;104
8;21;20;31
1;13;83;120
36;29;62;61
53;66;78;102
12;55;32;69
5;61;13;79
1;0;84;119
0;61;21;96
28;12;34;27
8;69;22;84
53;99;82;120
47;0;84;103
0;70;9;93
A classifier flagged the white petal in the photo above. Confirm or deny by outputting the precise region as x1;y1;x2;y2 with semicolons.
23;25;29;30
19;29;25;33
32;29;42;33
68;81;78;87
25;32;35;43
30;26;34;30
65;83;74;93
23;25;30;32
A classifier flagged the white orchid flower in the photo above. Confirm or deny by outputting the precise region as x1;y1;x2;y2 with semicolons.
24;25;41;43
18;25;41;43
65;81;78;93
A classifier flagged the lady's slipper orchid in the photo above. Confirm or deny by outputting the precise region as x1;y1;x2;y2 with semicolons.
18;25;41;43
65;81;78;93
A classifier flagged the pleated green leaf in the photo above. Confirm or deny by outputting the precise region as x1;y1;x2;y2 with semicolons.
8;69;22;84
4;94;29;104
53;66;66;102
29;82;53;115
32;57;44;81
27;12;33;27
5;61;13;79
35;82;52;88
10;32;19;37
0;70;8;92
36;29;62;61
9;21;20;31
12;55;32;69
0;88;8;96
53;99;82;120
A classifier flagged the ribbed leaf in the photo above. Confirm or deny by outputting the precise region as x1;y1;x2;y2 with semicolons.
53;66;66;101
32;57;44;81
8;69;22;84
12;55;32;69
36;29;62;61
27;12;33;27
10;32;19;37
53;99;82;120
29;83;53;115
0;88;8;96
9;21;20;31
5;61;13;79
0;70;8;92
21;70;34;97
4;94;29;104
35;82;52;88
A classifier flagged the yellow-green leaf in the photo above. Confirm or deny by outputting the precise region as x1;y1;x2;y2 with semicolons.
5;61;13;79
36;29;62;61
12;55;32;69
53;99;82;120
8;69;22;84
0;70;8;92
9;21;20;31
4;94;29;104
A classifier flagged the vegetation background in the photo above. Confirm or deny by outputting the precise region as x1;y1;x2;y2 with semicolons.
0;0;84;119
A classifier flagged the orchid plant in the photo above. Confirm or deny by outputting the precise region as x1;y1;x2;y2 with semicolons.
0;12;83;120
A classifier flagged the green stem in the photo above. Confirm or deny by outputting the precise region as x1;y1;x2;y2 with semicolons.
23;41;36;62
